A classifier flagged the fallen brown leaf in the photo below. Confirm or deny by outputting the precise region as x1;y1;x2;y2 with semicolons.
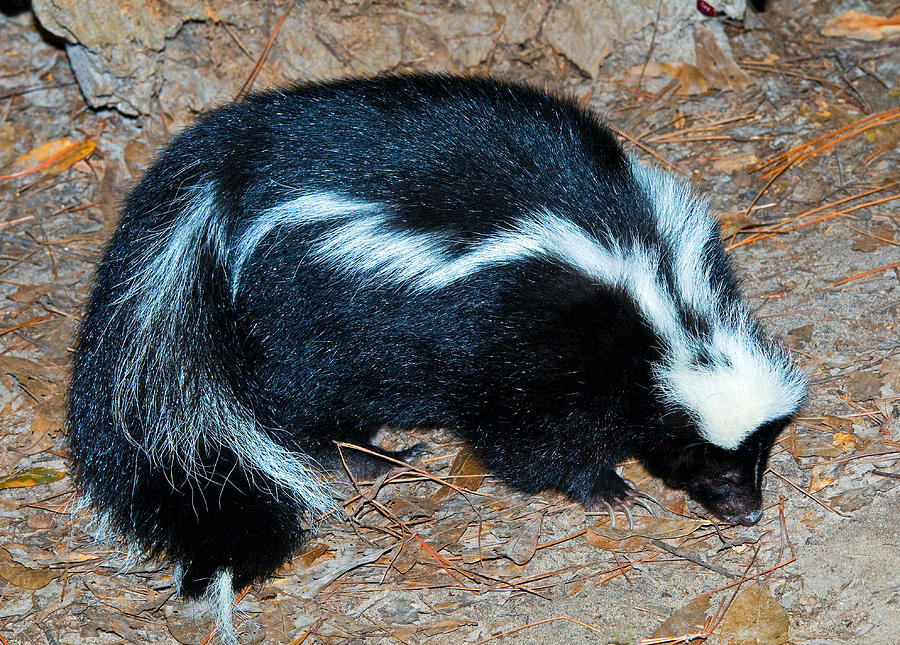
500;513;543;565
694;24;751;92
0;547;58;589
0;467;66;490
431;446;487;502
652;592;711;639
716;583;789;645
822;10;900;41
717;211;760;238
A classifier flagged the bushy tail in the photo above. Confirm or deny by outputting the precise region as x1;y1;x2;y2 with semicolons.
68;180;335;640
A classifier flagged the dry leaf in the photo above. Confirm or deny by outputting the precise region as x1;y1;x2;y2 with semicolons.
829;486;876;512
808;465;836;493
83;609;143;644
4;139;75;171
661;62;709;95
0;548;58;589
586;517;706;551
821;414;854;432
585;527;646;552
165;602;215;645
786;325;814;346
391;538;422;574
393;525;467;574
431;446;487;502
0;467;66;490
831;432;860;453
694;24;751;92
422;618;476;637
879;357;900;393
0;356;65;401
500;513;542;565
8;282;55;303
717;211;759;238
123;140;154;175
294;542;329;568
717;584;789;645
852;224;896;252
390;495;441;519
432;525;466;552
712;153;759;173
18;398;65;455
822;10;900;41
652;593;711;639
40;139;96;177
844;371;882;401
597;517;706;540
793;434;841;459
0;137;95;181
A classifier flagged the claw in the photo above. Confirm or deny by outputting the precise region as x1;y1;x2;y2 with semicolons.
634;490;665;511
633;497;659;520
603;500;616;528
622;504;634;531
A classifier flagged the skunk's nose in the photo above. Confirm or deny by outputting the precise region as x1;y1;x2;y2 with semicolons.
740;508;763;526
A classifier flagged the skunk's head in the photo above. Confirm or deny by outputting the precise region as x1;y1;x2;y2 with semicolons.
615;162;808;524
639;416;789;525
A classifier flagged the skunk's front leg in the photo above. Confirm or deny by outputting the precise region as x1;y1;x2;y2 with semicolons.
570;466;663;529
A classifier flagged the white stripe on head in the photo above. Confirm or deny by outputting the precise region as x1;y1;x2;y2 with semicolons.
659;326;806;449
630;161;806;447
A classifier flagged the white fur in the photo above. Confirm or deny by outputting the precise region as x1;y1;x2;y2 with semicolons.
208;568;237;645
111;185;337;520
632;162;805;447
234;174;803;450
661;331;805;449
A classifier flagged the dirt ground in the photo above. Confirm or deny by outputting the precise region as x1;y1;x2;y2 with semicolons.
0;1;898;643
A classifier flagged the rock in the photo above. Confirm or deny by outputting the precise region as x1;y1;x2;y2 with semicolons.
543;0;657;76
31;0;752;117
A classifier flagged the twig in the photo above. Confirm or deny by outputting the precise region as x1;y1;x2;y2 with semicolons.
766;468;849;517
0;313;54;337
473;615;607;645
827;261;900;288
607;124;688;176
649;539;739;579
706;556;796;595
235;0;295;99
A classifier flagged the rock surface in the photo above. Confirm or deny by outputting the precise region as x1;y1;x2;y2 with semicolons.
31;0;747;117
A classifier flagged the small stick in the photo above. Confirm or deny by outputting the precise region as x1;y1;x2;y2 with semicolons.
649;539;739;579
766;468;849;517
473;615;607;645
706;556;797;595
607;124;688;176
827;261;900;288
235;0;295;99
0;312;54;337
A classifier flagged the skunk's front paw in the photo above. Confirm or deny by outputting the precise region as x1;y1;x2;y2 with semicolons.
583;476;665;530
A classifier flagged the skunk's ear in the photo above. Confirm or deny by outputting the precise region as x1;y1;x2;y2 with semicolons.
749;0;767;11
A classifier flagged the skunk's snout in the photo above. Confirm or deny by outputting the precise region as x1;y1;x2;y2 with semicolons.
736;508;763;526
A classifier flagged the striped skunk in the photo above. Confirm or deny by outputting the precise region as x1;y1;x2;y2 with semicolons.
69;75;805;641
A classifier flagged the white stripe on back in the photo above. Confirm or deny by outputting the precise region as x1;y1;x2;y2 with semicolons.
232;162;804;449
